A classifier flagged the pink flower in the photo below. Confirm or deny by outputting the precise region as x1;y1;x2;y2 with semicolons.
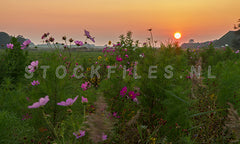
28;96;49;108
84;30;95;43
106;65;111;69
102;133;107;141
57;96;79;106
120;86;127;96
74;40;83;46
116;56;123;62
73;130;85;139
235;50;239;54
6;43;14;49
186;76;191;79
21;39;31;49
81;82;90;91
31;80;40;86
128;91;137;99
49;37;55;42
133;98;139;104
28;60;39;73
81;96;88;103
125;54;129;58
41;32;50;39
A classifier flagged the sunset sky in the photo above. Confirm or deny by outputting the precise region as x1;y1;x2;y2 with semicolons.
0;0;239;46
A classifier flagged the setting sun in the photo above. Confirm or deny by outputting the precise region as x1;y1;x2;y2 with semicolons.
174;32;182;40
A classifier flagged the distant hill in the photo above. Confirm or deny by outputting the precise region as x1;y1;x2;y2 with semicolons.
181;30;240;49
0;32;34;49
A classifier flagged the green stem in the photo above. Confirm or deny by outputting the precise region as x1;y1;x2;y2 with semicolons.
83;105;86;120
42;110;60;142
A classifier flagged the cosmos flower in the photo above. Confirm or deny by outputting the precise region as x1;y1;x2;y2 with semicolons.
6;43;14;49
120;86;127;96
116;56;123;62
21;39;31;49
41;32;50;39
28;60;39;73
102;133;107;141
84;30;95;43
31;80;40;86
28;96;49;108
81;82;90;91
128;91;137;99
81;96;88;103
57;96;79;106
74;40;84;46
49;37;55;42
73;130;85;139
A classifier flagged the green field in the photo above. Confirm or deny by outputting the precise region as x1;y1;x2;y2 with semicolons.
1;36;240;143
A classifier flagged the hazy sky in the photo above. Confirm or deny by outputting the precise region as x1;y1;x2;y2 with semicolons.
0;0;239;45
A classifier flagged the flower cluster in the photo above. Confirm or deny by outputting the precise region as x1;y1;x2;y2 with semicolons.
31;80;40;86
28;60;39;73
120;86;140;103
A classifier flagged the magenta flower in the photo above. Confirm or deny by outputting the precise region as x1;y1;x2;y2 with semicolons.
84;30;95;43
81;96;88;103
120;86;127;96
116;56;123;62
81;82;90;91
235;50;239;54
49;37;55;42
128;91;137;99
74;40;84;46
186;76;191;79
21;39;31;49
31;80;40;86
28;96;49;109
28;60;38;73
57;96;79;106
125;54;129;58
102;133;107;141
73;130;85;139
41;32;50;39
6;43;14;49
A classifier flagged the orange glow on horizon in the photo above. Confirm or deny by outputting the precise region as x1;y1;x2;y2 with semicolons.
0;0;239;45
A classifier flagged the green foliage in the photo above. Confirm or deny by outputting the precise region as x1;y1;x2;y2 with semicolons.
0;37;28;84
0;110;36;144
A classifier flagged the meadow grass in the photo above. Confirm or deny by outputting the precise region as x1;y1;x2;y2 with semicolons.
1;38;240;143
